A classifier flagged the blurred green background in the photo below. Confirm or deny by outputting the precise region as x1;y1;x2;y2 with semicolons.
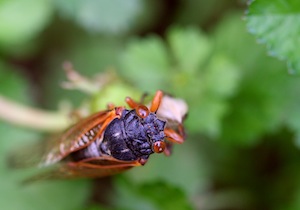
1;0;300;209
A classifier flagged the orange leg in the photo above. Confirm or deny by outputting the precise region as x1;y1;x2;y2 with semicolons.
163;126;185;156
164;126;185;144
125;91;164;118
126;90;163;113
125;97;139;109
126;96;149;118
150;90;163;113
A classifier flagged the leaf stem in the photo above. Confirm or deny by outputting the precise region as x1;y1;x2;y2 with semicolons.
0;96;72;132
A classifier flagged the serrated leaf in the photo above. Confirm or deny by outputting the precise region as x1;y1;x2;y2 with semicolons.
0;0;53;48
246;0;300;74
54;0;141;34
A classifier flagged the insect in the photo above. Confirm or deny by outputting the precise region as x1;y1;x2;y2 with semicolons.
27;90;186;179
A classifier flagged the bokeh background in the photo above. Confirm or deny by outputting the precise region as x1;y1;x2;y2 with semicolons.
0;0;300;210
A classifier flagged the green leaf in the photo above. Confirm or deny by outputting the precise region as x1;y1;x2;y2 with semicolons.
186;54;240;136
54;0;142;34
138;182;194;210
167;27;211;73
0;0;53;48
113;178;194;210
219;57;296;145
120;36;171;91
246;0;300;74
203;54;240;98
91;82;141;112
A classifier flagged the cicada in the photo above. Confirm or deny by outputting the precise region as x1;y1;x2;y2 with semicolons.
19;90;187;180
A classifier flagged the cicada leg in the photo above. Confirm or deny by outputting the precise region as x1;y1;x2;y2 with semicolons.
163;125;185;156
125;96;139;109
164;123;185;144
150;90;163;113
126;90;163;112
126;90;163;119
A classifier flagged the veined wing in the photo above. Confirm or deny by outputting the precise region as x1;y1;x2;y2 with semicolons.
40;110;114;166
24;156;141;181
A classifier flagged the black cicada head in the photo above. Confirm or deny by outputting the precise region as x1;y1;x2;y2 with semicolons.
101;109;166;163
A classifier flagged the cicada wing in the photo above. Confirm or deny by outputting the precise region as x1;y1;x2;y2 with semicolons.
24;157;140;182
40;110;113;166
61;157;141;179
7;138;50;169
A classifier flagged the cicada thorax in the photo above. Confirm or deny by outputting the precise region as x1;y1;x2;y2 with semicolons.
102;109;166;161
71;109;166;164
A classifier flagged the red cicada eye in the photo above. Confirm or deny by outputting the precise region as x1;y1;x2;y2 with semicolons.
153;141;166;153
135;105;150;118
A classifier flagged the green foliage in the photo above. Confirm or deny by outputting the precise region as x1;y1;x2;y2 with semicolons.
54;0;142;34
0;66;91;210
0;61;31;102
213;14;300;145
175;0;235;26
124;141;209;196
113;177;194;210
1;1;300;210
119;27;240;136
167;27;211;73
120;36;171;90
42;34;124;109
246;0;300;74
0;0;53;53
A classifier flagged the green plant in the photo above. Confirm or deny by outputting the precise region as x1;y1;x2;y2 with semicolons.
1;1;300;210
